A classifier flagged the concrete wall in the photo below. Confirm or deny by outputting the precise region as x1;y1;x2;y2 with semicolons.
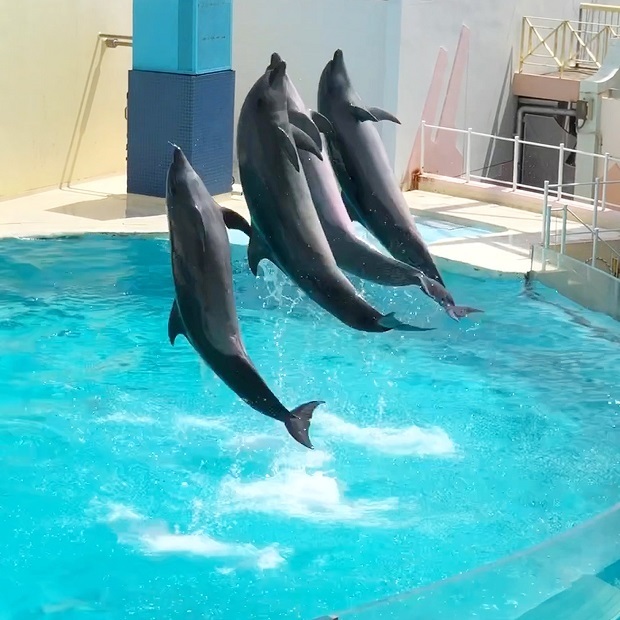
0;0;132;198
231;0;397;180
394;0;584;184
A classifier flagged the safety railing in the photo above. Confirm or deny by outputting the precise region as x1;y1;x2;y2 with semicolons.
541;178;620;276
519;16;620;75
98;33;133;48
419;120;620;211
311;501;620;619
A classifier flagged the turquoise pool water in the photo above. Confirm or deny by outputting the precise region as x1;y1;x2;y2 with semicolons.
0;234;619;620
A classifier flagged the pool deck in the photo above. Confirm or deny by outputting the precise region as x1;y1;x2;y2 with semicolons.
0;173;589;278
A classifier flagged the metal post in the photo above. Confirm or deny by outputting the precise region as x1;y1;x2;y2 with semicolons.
593;176;600;231
512;135;520;191
601;152;609;211
592;229;599;267
542;180;550;246
561;205;568;254
557;143;564;200
420;120;426;172
465;127;472;182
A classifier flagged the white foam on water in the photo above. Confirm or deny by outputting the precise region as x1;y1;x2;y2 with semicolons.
223;431;286;451
315;411;456;457
88;499;145;524
95;412;157;425
91;499;286;572
218;466;398;526
175;415;229;432
120;523;287;570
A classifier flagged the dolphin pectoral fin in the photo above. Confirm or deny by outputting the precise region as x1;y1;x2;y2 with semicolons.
446;305;484;321
350;104;379;123
284;400;324;449
220;207;252;237
291;126;323;160
288;110;322;152
168;300;187;345
310;110;335;137
248;232;273;276
378;312;435;332
277;127;301;172
367;106;402;125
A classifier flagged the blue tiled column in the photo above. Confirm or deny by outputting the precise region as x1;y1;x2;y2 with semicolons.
127;0;234;198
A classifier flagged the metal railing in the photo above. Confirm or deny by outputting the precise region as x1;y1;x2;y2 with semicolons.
99;33;132;48
419;120;620;211
519;16;620;75
541;178;620;275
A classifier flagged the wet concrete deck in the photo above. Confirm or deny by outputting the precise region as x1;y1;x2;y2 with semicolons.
0;173;589;278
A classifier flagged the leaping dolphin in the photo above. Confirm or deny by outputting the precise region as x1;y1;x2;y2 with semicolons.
236;59;433;333
165;144;322;449
316;49;482;320
266;53;478;320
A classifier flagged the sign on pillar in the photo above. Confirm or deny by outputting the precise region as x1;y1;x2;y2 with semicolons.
127;0;235;198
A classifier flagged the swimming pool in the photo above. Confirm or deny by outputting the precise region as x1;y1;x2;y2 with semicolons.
0;234;618;619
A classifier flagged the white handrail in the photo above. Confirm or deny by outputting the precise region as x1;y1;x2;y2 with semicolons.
419;120;620;212
418;120;620;279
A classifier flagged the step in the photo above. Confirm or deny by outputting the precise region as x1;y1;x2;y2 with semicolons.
518;575;620;620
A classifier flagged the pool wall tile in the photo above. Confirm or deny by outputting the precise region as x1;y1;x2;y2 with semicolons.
127;69;235;198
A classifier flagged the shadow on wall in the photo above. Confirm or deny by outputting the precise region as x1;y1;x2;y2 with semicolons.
481;53;516;185
60;38;107;189
402;25;471;188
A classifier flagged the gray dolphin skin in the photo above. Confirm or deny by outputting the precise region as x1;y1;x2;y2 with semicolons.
236;59;433;333
266;53;477;320
165;144;322;449
316;49;482;320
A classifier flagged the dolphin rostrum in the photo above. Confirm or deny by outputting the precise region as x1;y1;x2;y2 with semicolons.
316;49;482;320
266;53;478;320
236;58;433;333
165;143;322;449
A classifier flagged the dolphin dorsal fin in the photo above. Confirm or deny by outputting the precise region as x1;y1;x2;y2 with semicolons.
220;207;252;237
168;299;187;345
247;231;274;276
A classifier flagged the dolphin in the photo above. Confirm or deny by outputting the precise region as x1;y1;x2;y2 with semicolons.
266;53;479;321
316;49;482;320
165;143;322;449
236;59;433;333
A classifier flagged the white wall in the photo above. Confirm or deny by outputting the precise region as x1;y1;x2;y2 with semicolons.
394;0;584;180
0;0;131;197
232;0;589;183
232;0;397;180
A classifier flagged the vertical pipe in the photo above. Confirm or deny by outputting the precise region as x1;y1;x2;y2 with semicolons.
465;127;472;182
602;152;609;211
593;177;600;231
557;143;564;200
542;180;550;246
561;205;568;254
592;230;599;267
420;121;426;172
512;135;520;191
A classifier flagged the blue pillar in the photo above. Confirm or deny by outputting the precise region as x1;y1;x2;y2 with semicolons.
127;0;235;198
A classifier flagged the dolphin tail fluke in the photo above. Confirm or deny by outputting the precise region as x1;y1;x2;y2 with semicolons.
445;305;484;321
284;400;324;449
378;312;435;333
